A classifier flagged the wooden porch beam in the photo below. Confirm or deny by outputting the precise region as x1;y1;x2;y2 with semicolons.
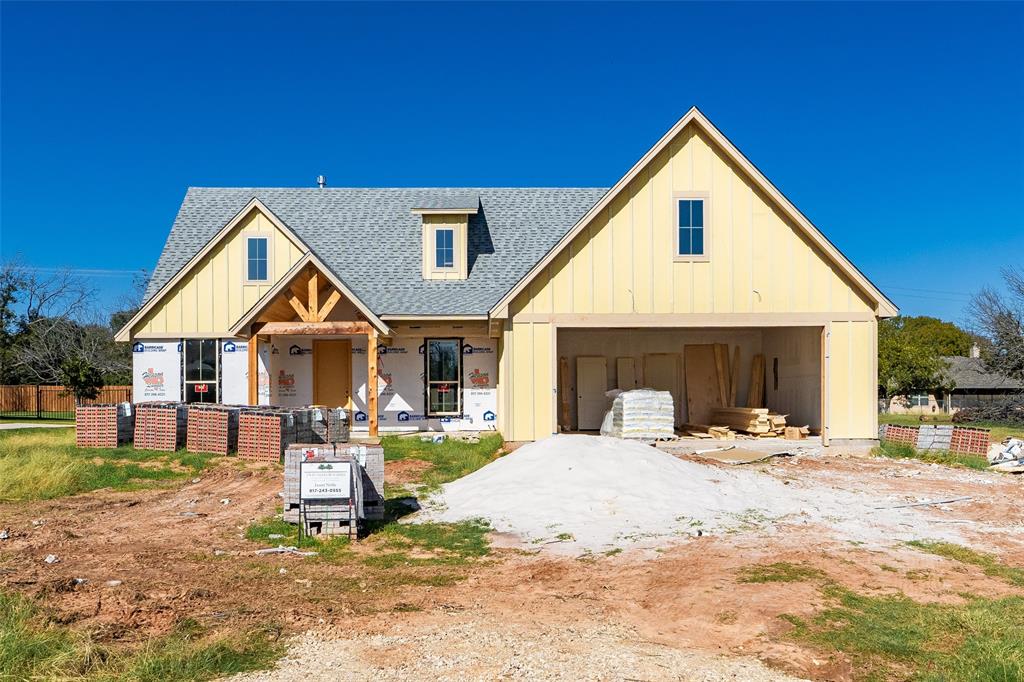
258;320;374;336
288;294;311;322
247;333;259;405
307;270;319;321
367;331;379;437
317;289;342;321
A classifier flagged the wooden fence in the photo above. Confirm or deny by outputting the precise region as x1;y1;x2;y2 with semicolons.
0;385;132;419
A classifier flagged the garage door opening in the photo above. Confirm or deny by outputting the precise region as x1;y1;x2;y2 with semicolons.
556;327;823;435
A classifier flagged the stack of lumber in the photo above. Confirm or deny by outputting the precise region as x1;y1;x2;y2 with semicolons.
682;423;736;440
710;407;773;434
708;407;810;439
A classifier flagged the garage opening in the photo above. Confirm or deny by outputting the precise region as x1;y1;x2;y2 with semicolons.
556;327;823;434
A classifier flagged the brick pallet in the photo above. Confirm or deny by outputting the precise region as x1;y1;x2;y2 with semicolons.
882;424;991;457
336;441;384;520
186;405;243;455
134;402;188;452
949;427;991;456
238;410;304;464
311;407;349;443
76;403;134;448
283;441;384;523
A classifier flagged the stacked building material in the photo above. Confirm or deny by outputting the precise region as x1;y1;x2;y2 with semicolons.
133;402;188;452
882;424;920;446
186;405;242;455
709;407;772;435
337;441;385;520
601;389;675;441
916;424;954;451
237;408;316;463
311;407;349;443
949;426;991;456
75;403;134;448
283;443;337;523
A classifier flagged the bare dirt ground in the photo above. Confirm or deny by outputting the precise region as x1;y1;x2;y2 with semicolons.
2;450;1022;681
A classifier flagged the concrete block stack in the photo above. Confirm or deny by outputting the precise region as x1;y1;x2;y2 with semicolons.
75;403;134;448
133;402;188;452
336;441;385;520
916;424;954;451
283;443;337;523
881;424;919;447
283;440;385;525
311;407;349;443
186;405;242;455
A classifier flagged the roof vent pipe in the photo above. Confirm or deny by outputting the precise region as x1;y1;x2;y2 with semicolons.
316;175;326;189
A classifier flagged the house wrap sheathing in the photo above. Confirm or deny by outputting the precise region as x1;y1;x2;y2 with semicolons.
117;108;896;442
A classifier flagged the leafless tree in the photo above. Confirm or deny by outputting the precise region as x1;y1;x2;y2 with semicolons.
970;267;1024;382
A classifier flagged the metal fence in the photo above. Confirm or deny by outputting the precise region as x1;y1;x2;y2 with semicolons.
0;385;132;420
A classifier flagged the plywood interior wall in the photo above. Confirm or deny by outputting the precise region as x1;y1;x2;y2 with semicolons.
762;326;823;429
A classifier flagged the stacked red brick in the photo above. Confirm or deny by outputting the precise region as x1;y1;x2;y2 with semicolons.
133;403;188;452
238;408;318;463
186;405;242;455
949;427;991;456
75;404;134;448
883;424;919;447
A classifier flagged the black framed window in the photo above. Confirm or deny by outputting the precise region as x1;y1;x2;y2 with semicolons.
425;338;461;416
247;237;269;281
677;199;705;256
184;339;219;403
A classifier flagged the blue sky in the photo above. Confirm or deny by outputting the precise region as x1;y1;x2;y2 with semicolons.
2;1;1021;325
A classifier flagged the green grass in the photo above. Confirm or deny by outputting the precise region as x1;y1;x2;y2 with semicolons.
872;440;990;471
0;429;217;501
737;562;826;584
907;541;1024;587
0;591;282;681
880;413;1024;442
782;584;1024;682
381;433;503;493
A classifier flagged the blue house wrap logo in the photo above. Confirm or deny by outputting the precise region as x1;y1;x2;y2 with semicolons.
462;344;493;355
354;411;367;422
483;410;496;422
132;342;145;353
223;341;237;353
397;411;410;422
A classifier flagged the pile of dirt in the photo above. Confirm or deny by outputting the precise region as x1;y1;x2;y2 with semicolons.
417;434;967;552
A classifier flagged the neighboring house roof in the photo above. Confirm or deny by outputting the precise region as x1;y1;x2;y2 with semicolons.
943;356;1024;391
144;187;608;317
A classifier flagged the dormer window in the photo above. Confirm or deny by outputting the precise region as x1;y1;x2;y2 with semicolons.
413;194;478;281
435;228;455;269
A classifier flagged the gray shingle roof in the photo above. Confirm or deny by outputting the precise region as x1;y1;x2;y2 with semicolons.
943;356;1024;391
145;187;608;316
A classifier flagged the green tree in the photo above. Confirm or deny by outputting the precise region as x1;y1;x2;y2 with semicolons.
878;316;957;401
59;356;104;404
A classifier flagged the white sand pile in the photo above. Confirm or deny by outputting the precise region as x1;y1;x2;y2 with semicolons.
416;434;962;552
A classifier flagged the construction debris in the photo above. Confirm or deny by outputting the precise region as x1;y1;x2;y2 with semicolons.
43;554;60;564
874;496;973;510
254;546;318;557
988;438;1024;473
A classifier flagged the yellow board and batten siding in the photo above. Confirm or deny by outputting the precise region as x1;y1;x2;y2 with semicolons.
133;209;306;336
500;123;878;442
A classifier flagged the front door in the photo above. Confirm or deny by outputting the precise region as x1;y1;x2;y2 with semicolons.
313;339;352;408
576;356;608;430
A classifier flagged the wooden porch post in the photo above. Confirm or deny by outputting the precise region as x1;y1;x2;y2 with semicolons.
367;330;378;437
248;333;259;405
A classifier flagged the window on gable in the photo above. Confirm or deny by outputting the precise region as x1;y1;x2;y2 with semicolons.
435;228;454;269
247;237;268;282
425;338;461;416
677;199;705;256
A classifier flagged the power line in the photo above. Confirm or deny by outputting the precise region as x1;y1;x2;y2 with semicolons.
20;266;144;279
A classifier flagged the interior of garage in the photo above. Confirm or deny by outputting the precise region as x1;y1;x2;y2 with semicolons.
556;327;822;433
